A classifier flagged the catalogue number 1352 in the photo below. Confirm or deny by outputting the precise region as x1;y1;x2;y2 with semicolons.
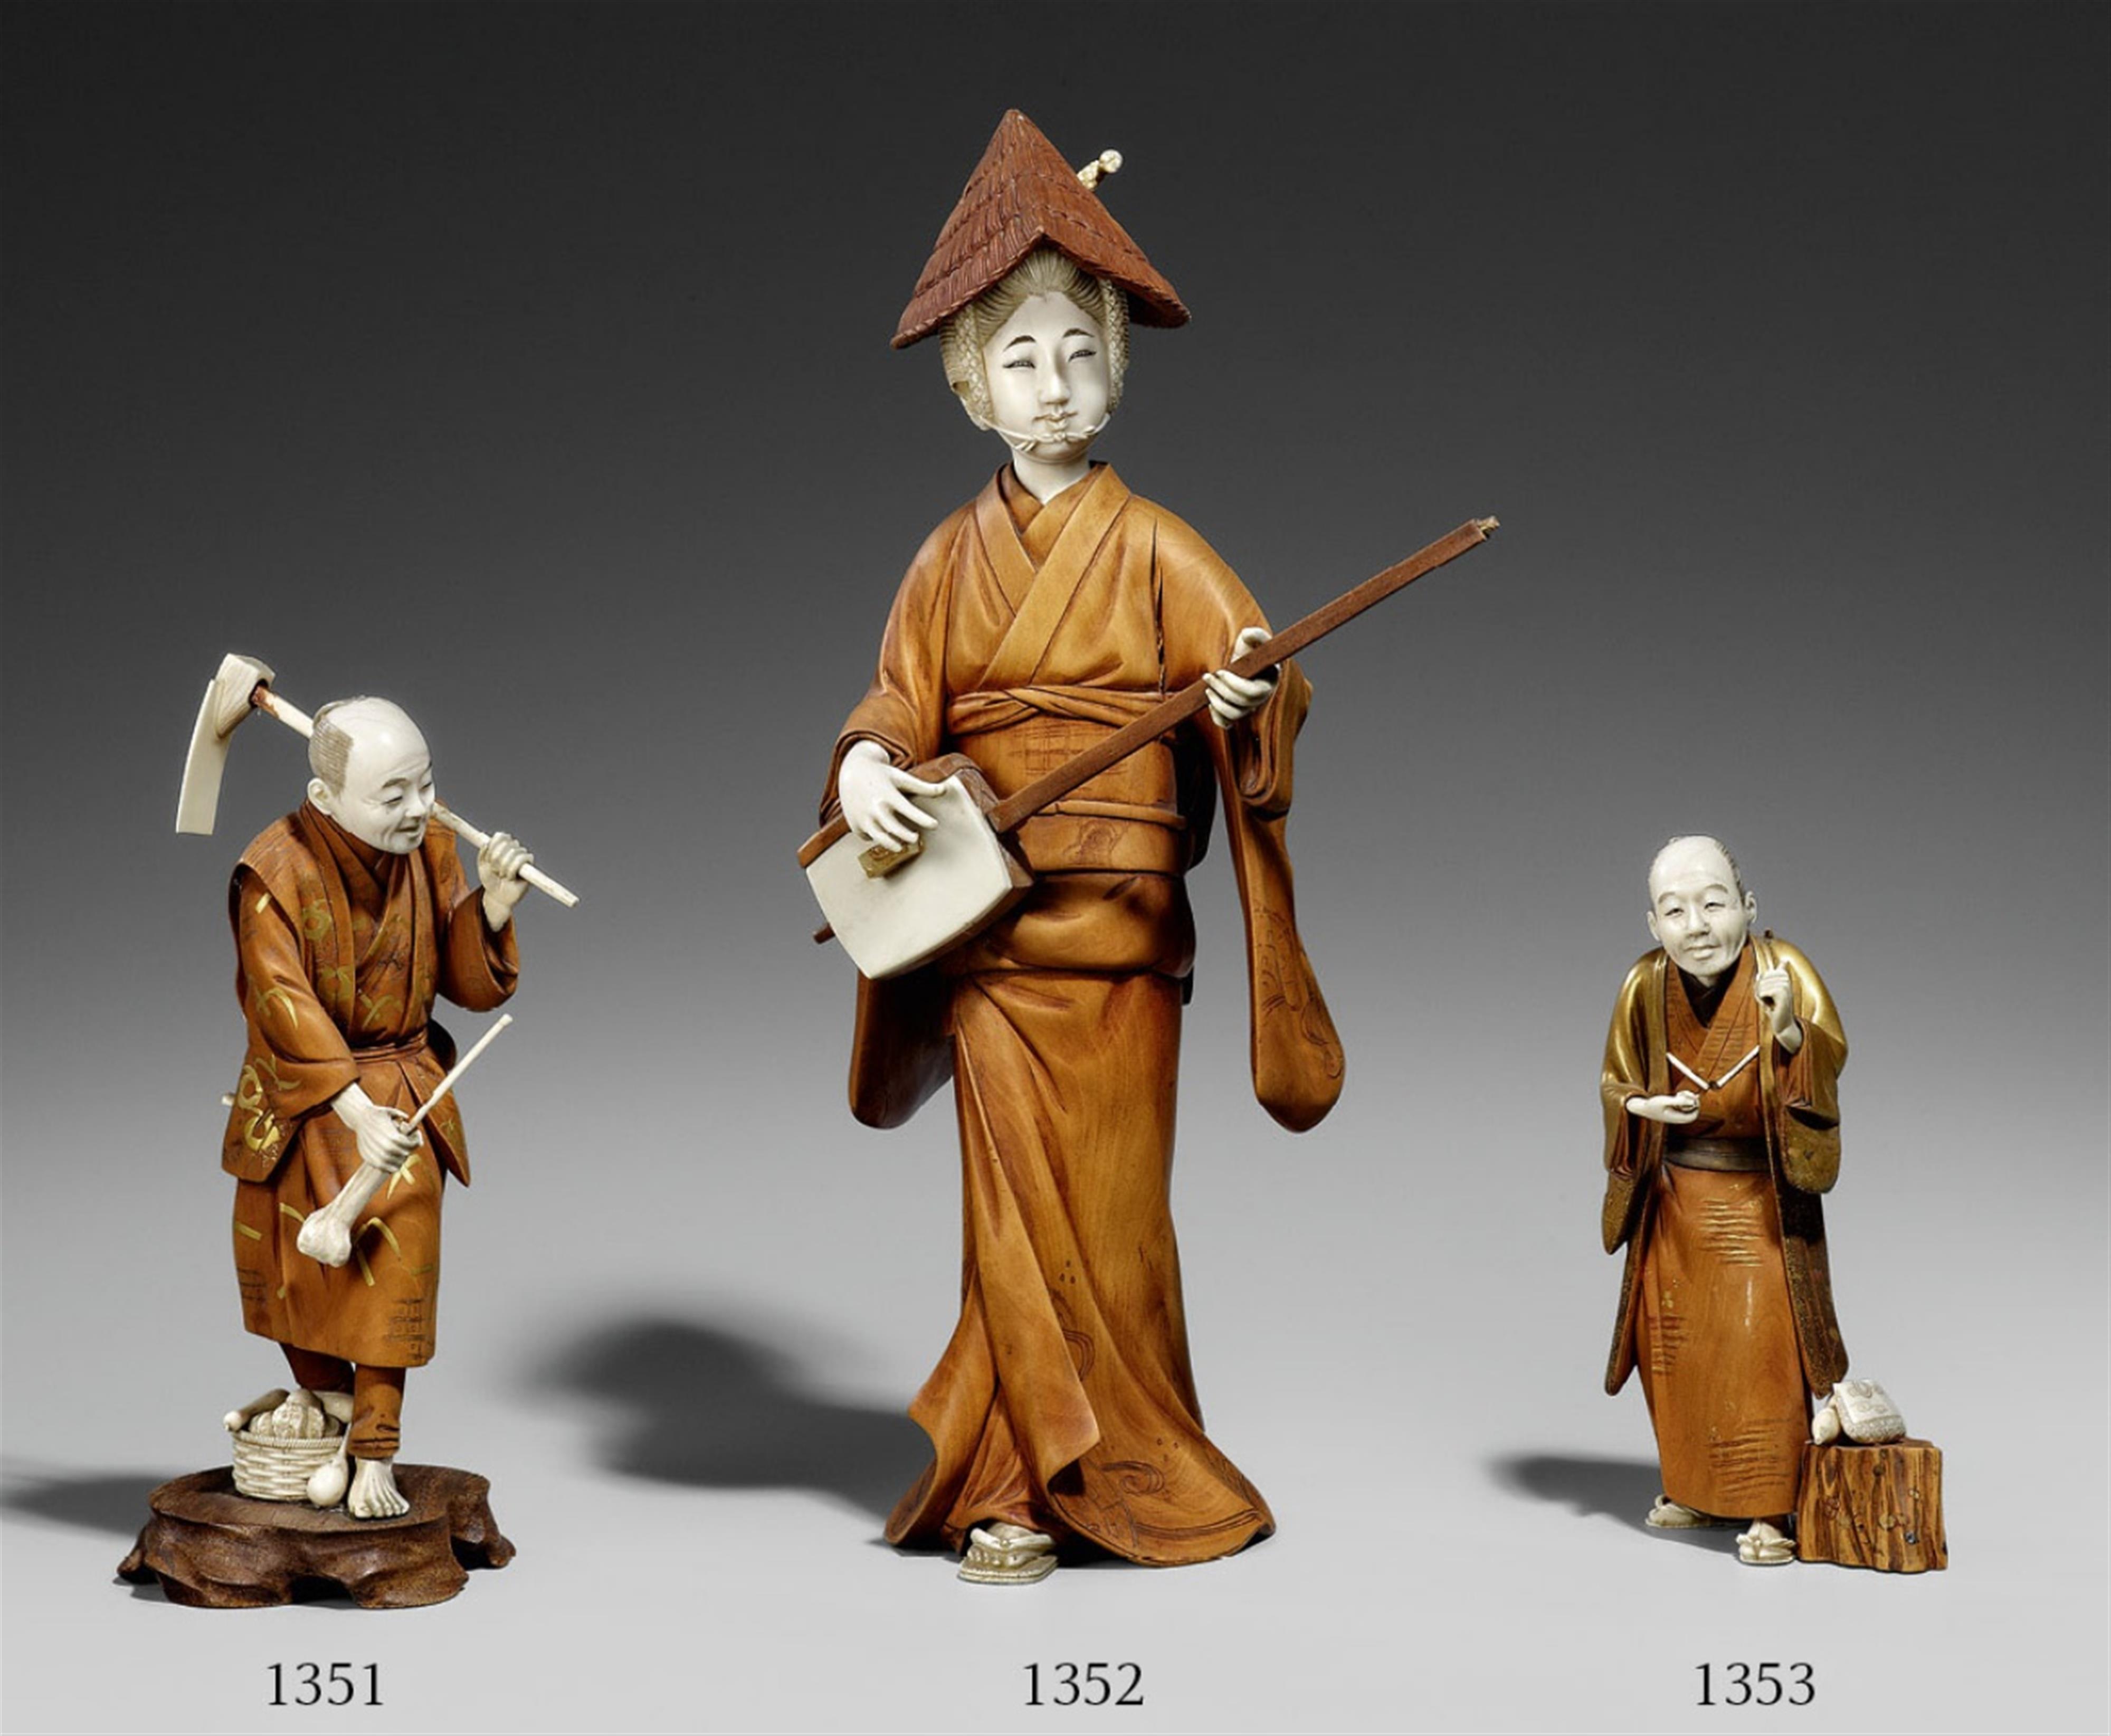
1024;1662;1143;1707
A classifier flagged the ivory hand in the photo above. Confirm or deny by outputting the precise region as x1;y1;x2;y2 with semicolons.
476;830;534;929
1628;1090;1700;1125
838;741;950;851
331;1083;418;1173
1204;626;1279;728
1755;965;1802;1051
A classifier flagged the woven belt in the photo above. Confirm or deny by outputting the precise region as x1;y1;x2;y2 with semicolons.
349;1031;431;1063
1665;1136;1768;1173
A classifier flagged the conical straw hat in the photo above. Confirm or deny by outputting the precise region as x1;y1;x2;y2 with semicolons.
892;109;1187;349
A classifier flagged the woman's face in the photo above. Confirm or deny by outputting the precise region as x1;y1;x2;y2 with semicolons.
978;291;1111;463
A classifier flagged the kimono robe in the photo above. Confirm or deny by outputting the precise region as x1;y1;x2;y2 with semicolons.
824;464;1344;1564
1598;936;1847;1517
224;804;518;1389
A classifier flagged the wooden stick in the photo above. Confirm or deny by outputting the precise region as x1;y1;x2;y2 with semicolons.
431;807;580;908
985;517;1497;835
252;687;316;736
403;1014;512;1132
252;687;579;908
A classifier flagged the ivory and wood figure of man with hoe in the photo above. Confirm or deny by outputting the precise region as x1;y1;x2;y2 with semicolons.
122;656;577;1608
802;112;1494;1584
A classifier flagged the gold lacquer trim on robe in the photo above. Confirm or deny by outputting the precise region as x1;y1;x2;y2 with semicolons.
233;1061;285;1160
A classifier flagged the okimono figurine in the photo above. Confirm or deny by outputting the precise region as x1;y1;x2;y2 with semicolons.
1598;836;1945;1572
121;655;576;1607
800;111;1481;1586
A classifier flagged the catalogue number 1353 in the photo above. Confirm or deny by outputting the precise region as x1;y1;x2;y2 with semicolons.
1696;1662;1814;1706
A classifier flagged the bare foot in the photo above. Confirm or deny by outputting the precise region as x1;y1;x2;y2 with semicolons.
347;1457;411;1520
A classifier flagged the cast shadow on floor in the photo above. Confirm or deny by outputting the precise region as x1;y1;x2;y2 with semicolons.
1;1466;168;1536
529;1314;926;1522
2;1465;217;1600
1487;1451;1738;1554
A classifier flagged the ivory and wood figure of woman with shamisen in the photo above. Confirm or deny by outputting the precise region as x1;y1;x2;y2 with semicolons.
805;111;1356;1586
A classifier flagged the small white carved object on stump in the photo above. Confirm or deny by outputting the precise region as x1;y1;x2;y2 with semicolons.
1812;1378;1906;1445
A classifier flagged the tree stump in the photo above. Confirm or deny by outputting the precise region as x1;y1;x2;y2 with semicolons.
117;1464;514;1608
1794;1438;1946;1572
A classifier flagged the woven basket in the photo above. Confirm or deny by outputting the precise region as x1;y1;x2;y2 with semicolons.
231;1431;343;1503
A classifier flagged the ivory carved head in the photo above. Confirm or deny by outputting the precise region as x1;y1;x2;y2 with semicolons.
941;249;1127;462
1646;834;1757;985
307;697;435;855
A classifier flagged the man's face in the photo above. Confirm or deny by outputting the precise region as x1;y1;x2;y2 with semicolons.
980;291;1111;464
1646;839;1755;983
319;704;435;854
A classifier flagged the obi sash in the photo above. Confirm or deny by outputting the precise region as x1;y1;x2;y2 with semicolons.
948;687;1186;875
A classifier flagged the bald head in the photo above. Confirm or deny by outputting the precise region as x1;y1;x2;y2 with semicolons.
307;697;434;854
1646;834;1756;985
1648;835;1744;902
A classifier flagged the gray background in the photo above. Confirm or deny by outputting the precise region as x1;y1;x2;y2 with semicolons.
3;4;2104;1732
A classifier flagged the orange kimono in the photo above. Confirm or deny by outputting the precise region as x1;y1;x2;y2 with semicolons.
825;465;1344;1564
1599;937;1848;1517
224;805;518;1384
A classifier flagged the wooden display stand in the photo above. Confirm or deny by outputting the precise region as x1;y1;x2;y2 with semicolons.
1795;1438;1946;1572
118;1464;513;1607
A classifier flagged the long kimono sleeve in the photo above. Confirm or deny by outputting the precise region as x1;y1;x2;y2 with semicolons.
1598;952;1669;1393
1156;509;1343;1131
826;511;972;1131
822;514;966;819
223;867;359;1181
1756;936;1850;1386
1153;508;1305;814
430;836;520;1014
1599;955;1665;1254
1766;939;1846;1196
